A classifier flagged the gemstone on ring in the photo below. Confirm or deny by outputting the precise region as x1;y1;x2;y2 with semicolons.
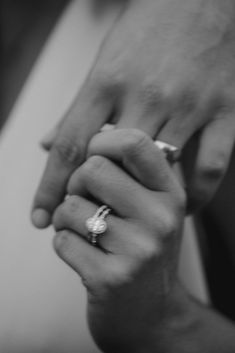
86;217;108;234
86;205;111;245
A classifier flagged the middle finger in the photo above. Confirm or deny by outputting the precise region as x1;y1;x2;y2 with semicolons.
67;155;162;222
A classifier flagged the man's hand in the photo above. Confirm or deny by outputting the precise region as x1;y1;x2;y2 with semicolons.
32;0;235;228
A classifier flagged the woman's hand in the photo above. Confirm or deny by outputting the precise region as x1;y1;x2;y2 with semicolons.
52;129;185;352
32;0;235;228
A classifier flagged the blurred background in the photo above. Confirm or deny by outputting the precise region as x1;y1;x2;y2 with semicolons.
0;0;69;130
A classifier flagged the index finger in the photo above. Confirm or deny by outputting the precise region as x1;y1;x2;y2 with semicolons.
88;128;179;192
31;83;113;228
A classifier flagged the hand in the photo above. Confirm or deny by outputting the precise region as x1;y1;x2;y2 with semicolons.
32;0;235;228
52;129;185;352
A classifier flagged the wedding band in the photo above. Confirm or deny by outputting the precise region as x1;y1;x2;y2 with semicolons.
86;205;111;245
155;140;180;163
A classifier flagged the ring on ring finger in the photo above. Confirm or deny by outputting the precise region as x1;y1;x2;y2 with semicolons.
154;140;180;163
100;124;180;163
86;205;111;245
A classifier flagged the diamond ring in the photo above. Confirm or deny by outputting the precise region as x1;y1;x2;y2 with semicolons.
86;205;111;245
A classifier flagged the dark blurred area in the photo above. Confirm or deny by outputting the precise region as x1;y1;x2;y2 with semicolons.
0;0;69;132
0;0;124;131
201;157;235;321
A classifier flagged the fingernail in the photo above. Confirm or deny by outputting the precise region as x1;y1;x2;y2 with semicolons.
31;209;51;228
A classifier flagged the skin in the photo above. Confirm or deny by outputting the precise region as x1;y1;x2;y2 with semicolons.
53;129;235;353
32;0;235;228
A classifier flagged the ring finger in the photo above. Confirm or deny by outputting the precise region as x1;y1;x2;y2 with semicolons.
53;195;149;255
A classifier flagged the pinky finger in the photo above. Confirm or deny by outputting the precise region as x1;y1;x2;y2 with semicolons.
185;116;235;212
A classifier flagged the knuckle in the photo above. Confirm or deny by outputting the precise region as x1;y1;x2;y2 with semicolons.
53;230;71;256
82;155;109;178
213;92;235;115
53;137;85;166
52;210;60;230
99;262;136;290
139;239;162;263
133;230;161;263
52;196;80;230
65;195;81;213
163;212;178;236
122;129;149;155
153;207;178;241
178;88;198;114
200;156;227;181
137;82;166;113
90;70;126;98
52;205;65;230
87;135;102;158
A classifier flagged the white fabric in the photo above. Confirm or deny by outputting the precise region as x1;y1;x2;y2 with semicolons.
0;1;208;351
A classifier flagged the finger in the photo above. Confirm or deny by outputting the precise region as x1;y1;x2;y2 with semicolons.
32;81;114;228
157;92;210;151
53;229;106;285
40;129;57;151
40;119;63;151
116;89;167;137
157;113;203;152
53;195;149;254
67;155;166;223
88;129;179;192
185;116;235;212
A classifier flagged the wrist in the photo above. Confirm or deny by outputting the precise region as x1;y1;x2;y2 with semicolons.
147;281;198;353
152;282;235;353
101;282;195;353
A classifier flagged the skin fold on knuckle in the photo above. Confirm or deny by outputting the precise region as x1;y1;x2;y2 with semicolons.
92;260;137;293
66;156;109;195
137;82;166;115
82;155;110;184
121;129;150;157
151;205;179;247
86;134;102;158
199;155;227;182
53;230;72;259
53;135;85;166
136;238;162;265
52;195;80;230
176;87;199;115
127;223;164;265
52;205;65;231
89;69;126;103
65;195;81;214
86;140;96;159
